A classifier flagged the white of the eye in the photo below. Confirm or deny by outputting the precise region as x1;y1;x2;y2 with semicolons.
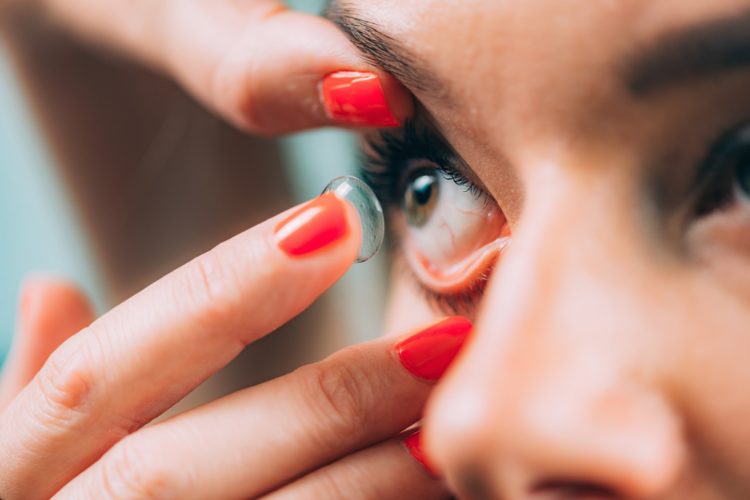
408;174;502;269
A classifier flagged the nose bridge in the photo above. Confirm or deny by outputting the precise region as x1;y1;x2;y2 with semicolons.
489;177;648;344
425;180;687;497
479;175;676;432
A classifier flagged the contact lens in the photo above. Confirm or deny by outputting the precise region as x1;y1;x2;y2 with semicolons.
322;176;385;263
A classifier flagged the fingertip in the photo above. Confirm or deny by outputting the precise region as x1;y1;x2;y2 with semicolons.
273;193;361;265
403;429;441;478
16;274;94;342
318;69;413;129
378;72;415;126
204;9;413;134
16;275;45;332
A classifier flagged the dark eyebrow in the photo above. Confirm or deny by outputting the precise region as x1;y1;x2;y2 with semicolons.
628;8;750;95
325;0;446;98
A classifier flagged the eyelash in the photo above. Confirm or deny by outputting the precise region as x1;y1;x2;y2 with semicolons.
692;123;750;217
360;120;494;316
361;120;484;206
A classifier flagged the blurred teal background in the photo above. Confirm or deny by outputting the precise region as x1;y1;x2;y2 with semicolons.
0;42;104;364
0;0;386;367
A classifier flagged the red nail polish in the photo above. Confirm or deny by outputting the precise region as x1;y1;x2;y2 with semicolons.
403;430;439;477
275;193;349;256
321;71;399;127
395;316;473;381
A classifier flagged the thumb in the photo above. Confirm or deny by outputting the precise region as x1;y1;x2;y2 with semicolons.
0;276;95;410
43;0;413;134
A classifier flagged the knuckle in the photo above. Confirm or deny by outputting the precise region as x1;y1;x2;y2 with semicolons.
235;75;265;132
100;437;180;499
181;246;240;330
34;333;99;430
210;52;265;132
301;348;375;441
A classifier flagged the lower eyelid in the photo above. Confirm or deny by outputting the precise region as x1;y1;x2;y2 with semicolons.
405;237;511;294
688;203;750;251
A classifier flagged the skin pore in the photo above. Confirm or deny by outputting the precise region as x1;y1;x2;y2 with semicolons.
332;0;750;498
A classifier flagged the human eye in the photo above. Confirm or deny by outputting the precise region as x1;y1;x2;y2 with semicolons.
685;122;750;291
692;124;750;218
361;120;511;314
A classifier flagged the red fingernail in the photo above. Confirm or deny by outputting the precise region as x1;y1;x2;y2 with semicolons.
395;316;473;381
275;193;349;257
321;71;399;127
403;430;439;477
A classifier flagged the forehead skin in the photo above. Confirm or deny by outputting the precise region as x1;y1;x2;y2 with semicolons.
354;0;748;123
348;0;750;219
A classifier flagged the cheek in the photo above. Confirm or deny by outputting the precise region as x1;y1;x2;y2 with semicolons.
675;299;750;486
687;209;750;299
382;275;445;337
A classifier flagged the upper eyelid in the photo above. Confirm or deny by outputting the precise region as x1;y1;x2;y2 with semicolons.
686;122;748;212
360;120;485;206
660;121;750;236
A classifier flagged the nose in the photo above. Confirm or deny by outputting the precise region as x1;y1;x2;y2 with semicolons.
424;189;687;499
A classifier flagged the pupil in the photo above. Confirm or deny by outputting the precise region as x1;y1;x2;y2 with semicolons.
403;170;440;228
413;175;436;205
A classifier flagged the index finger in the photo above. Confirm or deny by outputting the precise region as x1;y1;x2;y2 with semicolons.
56;318;472;498
42;0;413;134
0;193;361;499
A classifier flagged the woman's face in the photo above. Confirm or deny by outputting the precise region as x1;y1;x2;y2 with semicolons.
335;0;750;497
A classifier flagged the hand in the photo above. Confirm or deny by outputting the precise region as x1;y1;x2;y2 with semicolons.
0;194;466;499
19;0;412;134
0;276;95;409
